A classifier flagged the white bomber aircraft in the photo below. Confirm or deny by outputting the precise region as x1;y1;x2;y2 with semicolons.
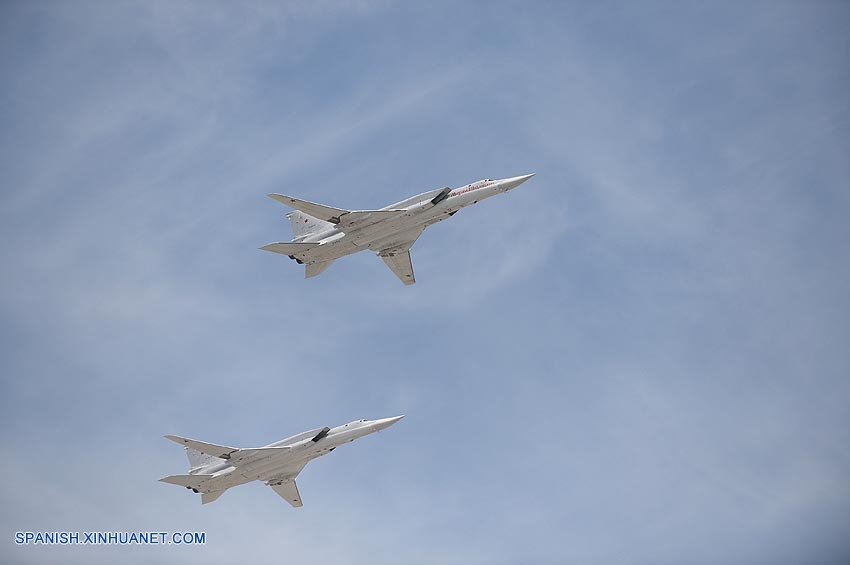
160;416;404;506
261;173;536;285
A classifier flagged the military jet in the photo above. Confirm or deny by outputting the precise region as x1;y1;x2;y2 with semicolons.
261;173;536;285
160;416;404;506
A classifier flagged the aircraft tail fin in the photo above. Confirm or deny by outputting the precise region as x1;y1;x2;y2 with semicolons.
185;447;219;471
287;210;333;239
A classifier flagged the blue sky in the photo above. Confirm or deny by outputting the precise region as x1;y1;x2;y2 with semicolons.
2;1;849;563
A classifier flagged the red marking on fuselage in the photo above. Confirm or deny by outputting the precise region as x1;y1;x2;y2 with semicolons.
449;181;496;198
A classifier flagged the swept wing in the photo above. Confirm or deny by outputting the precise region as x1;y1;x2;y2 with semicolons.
305;260;334;278
381;253;415;286
165;435;238;459
270;481;302;507
164;435;290;465
377;227;425;286
265;460;309;508
268;194;404;233
268;194;348;224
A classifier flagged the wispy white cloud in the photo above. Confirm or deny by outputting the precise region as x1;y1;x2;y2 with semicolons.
2;2;849;564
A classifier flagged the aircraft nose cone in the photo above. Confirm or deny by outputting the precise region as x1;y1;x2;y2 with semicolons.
501;173;536;191
374;415;405;430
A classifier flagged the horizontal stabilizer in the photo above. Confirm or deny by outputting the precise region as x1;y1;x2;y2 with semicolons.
259;242;319;257
165;435;239;460
268;194;348;224
159;474;214;490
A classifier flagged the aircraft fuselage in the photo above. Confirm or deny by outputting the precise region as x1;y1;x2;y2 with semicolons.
185;417;402;493
292;174;533;264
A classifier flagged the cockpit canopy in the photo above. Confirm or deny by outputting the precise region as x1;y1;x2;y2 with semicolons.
343;419;369;428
